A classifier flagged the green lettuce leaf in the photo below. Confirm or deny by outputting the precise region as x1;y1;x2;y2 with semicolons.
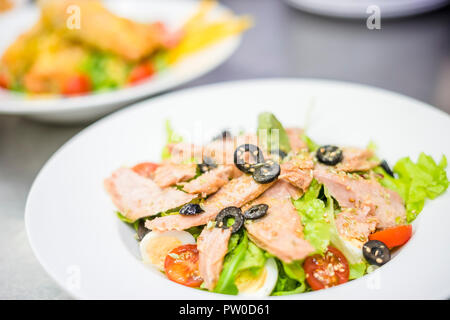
376;153;449;222
236;241;266;275
153;50;169;72
80;51;130;91
257;112;291;153
301;134;319;152
185;226;203;240
349;262;367;280
116;211;140;233
271;260;306;295
282;261;306;287
116;211;133;224
161;120;184;160
294;186;368;280
214;232;267;295
214;232;248;295
292;180;331;253
366;140;377;153
227;233;241;252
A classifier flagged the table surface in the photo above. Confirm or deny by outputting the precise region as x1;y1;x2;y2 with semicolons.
1;0;449;300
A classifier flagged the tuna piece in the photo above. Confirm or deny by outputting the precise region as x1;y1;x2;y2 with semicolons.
203;133;260;166
167;134;259;166
153;163;197;188
146;174;273;231
104;168;197;222
314;165;406;229
335;206;378;248
181;166;233;196
197;227;232;290
336;147;379;172
167;142;203;164
244;180;314;263
279;152;314;193
285;128;308;152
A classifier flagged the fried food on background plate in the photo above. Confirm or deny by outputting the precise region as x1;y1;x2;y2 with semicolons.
39;0;168;62
0;0;251;96
0;0;13;13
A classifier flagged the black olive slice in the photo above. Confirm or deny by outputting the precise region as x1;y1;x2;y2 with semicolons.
179;203;204;216
380;160;394;177
316;145;343;166
137;219;150;241
198;156;218;173
243;204;269;220
362;240;391;266
234;144;265;174
215;206;244;234
269;149;287;162
252;160;280;184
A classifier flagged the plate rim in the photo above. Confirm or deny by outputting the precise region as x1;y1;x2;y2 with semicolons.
284;0;450;19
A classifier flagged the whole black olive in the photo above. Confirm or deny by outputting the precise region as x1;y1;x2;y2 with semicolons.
316;145;343;166
179;203;204;216
362;240;391;266
380;160;394;177
252;160;280;184
215;206;244;234
198;156;218;173
234;144;265;174
137;219;150;241
243;204;269;220
213;130;232;141
269;149;287;162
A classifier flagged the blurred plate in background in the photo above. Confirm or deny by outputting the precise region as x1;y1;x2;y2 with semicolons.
0;0;242;123
285;0;449;19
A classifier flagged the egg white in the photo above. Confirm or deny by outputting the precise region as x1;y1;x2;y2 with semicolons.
139;230;195;271
339;238;364;262
236;258;278;297
331;231;365;265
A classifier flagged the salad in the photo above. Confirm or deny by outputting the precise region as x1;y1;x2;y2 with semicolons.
104;112;448;296
0;0;250;95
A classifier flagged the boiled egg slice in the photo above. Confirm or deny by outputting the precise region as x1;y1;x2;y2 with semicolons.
139;230;195;271
235;258;278;297
338;237;364;263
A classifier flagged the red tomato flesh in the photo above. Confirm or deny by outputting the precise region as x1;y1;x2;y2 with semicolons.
304;246;349;291
0;72;9;89
164;244;203;288
128;63;155;84
62;74;91;96
132;162;159;178
369;225;412;249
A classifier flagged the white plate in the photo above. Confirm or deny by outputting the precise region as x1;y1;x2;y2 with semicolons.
25;78;450;299
0;0;241;123
285;0;450;19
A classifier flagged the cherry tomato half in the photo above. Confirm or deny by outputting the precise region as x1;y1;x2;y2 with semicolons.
61;74;91;96
304;246;349;291
164;244;203;288
0;72;9;89
132;162;159;178
128;63;155;85
369;225;412;249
